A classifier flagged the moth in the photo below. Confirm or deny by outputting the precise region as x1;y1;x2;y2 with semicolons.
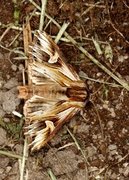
18;31;87;151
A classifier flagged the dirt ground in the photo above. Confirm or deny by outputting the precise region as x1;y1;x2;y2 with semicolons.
0;0;129;179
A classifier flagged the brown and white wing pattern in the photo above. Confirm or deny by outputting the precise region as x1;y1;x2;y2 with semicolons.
18;31;87;151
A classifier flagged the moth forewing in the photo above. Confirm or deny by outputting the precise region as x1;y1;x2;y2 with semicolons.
32;31;81;81
19;30;87;151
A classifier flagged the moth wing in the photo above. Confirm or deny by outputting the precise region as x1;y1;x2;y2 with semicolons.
29;31;85;88
23;95;56;118
28;59;55;85
25;98;83;151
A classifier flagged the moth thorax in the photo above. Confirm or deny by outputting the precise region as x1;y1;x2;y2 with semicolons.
33;85;68;100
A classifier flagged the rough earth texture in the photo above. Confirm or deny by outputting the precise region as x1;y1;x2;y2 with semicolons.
0;0;129;179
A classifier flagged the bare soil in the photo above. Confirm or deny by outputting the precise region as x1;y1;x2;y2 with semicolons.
0;0;129;179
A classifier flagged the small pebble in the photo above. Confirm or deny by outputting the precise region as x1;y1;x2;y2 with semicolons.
11;64;17;71
5;166;12;173
2;88;20;113
18;64;24;71
4;118;10;123
86;146;97;157
6;75;10;79
107;120;114;129
108;144;117;151
0;79;4;88
123;166;129;177
0;108;5;117
0;168;4;174
4;78;18;89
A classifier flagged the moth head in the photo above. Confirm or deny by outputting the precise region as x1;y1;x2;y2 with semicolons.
17;86;31;100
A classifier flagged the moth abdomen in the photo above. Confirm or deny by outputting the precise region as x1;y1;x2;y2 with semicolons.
66;87;87;102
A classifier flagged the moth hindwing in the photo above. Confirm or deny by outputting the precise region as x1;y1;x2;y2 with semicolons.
18;31;87;151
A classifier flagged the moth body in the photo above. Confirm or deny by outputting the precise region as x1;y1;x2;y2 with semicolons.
18;31;87;151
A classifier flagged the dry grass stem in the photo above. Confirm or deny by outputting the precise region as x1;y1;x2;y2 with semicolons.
13;57;27;60
63;33;129;91
106;1;129;46
82;1;101;16
8;31;21;47
92;101;104;141
66;126;89;165
114;152;129;165
44;19;52;30
92;37;103;55
52;36;70;42
23;23;32;56
19;22;32;180
47;168;57;180
22;68;26;86
110;21;129;45
0;22;23;31
12;110;23;118
0;150;22;159
58;142;75;150
66;127;89;179
0;21;109;45
0;25;12;42
0;44;12;52
29;0;41;11
80;71;122;88
54;22;70;44
39;0;47;31
20;139;28;180
123;1;129;8
85;3;105;8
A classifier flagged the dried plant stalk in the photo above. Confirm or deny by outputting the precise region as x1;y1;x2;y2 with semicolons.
18;31;87;151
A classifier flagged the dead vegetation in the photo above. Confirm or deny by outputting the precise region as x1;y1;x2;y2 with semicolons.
0;0;129;179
